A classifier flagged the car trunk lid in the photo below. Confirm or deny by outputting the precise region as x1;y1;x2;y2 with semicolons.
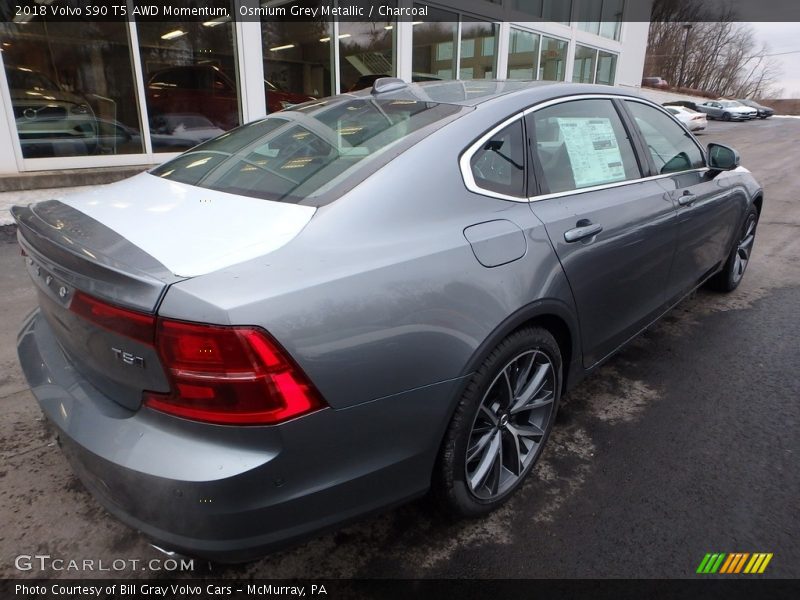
12;173;316;411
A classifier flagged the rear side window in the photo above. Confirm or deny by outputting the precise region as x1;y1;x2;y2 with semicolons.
151;98;463;203
470;119;526;197
530;99;640;194
626;101;705;174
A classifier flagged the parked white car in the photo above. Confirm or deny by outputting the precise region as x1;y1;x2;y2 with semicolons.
665;105;707;132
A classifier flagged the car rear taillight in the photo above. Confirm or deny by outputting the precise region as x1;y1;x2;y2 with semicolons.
70;291;155;344
144;320;325;425
69;292;324;425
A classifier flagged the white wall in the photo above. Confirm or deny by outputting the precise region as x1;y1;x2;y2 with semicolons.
0;49;21;175
615;21;649;88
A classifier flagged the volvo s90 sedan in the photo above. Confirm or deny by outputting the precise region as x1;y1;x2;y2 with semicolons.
13;80;762;562
734;98;775;119
697;99;758;121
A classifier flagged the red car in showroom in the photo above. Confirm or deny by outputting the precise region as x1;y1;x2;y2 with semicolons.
146;65;314;130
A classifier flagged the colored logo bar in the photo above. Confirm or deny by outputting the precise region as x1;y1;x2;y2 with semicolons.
696;553;773;574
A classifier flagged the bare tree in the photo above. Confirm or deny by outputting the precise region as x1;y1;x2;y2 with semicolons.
645;0;783;98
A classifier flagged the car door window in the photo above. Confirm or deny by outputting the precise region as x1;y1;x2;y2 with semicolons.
469;119;526;197
626;101;705;174
531;99;640;194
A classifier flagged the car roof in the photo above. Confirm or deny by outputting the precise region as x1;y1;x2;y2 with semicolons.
347;79;649;107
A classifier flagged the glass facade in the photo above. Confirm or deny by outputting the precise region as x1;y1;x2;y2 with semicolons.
539;36;568;81
0;0;627;170
507;29;539;80
459;18;499;80
572;45;597;83
0;19;142;158
596;51;618;85
513;0;573;25
338;1;396;92
261;0;332;111
411;6;458;81
572;45;618;85
577;0;624;41
412;8;498;82
137;0;240;153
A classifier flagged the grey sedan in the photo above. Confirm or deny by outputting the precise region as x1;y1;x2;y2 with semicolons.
696;99;758;121
13;80;762;561
734;98;774;119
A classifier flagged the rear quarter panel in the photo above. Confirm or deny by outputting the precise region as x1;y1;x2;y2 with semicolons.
158;106;577;409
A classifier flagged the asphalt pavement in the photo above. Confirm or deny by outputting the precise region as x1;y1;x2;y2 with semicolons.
0;117;798;579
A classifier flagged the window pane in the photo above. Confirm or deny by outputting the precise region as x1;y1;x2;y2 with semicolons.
572;45;597;84
1;17;143;158
600;0;624;40
412;6;457;81
576;0;602;35
539;37;568;81
137;0;239;153
543;0;573;24
512;0;544;17
471;120;525;197
261;0;331;115
460;19;498;80
532;99;640;193
152;98;462;203
513;0;572;24
625;101;704;174
507;29;539;80
339;2;395;93
596;51;617;85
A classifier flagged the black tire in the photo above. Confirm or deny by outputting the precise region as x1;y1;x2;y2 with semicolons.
707;207;759;292
722;112;732;121
433;326;562;517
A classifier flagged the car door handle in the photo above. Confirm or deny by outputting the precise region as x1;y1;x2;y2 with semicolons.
678;193;697;206
564;222;603;243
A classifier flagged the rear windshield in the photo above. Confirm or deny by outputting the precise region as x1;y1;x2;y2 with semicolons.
151;97;463;204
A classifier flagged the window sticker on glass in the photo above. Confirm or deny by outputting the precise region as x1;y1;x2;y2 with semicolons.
556;117;626;188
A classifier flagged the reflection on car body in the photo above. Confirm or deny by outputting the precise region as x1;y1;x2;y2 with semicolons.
13;80;763;562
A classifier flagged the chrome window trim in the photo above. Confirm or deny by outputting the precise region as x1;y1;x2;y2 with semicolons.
460;93;709;204
459;113;530;203
527;168;710;202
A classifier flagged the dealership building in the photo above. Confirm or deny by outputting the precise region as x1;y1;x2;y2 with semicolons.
0;0;650;181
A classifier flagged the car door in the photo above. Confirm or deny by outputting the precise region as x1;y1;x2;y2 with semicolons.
704;102;722;119
526;97;678;368
623;100;747;301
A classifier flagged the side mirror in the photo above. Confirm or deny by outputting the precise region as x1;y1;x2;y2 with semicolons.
707;143;740;171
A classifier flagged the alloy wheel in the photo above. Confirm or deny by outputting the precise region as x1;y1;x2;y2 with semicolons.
465;349;556;500
733;214;757;284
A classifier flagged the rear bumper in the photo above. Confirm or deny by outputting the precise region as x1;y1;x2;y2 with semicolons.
17;310;464;562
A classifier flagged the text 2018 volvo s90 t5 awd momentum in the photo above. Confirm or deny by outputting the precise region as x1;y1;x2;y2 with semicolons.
13;80;762;561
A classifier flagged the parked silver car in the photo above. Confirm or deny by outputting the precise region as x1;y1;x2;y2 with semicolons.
696;99;757;121
13;80;763;561
734;98;774;119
